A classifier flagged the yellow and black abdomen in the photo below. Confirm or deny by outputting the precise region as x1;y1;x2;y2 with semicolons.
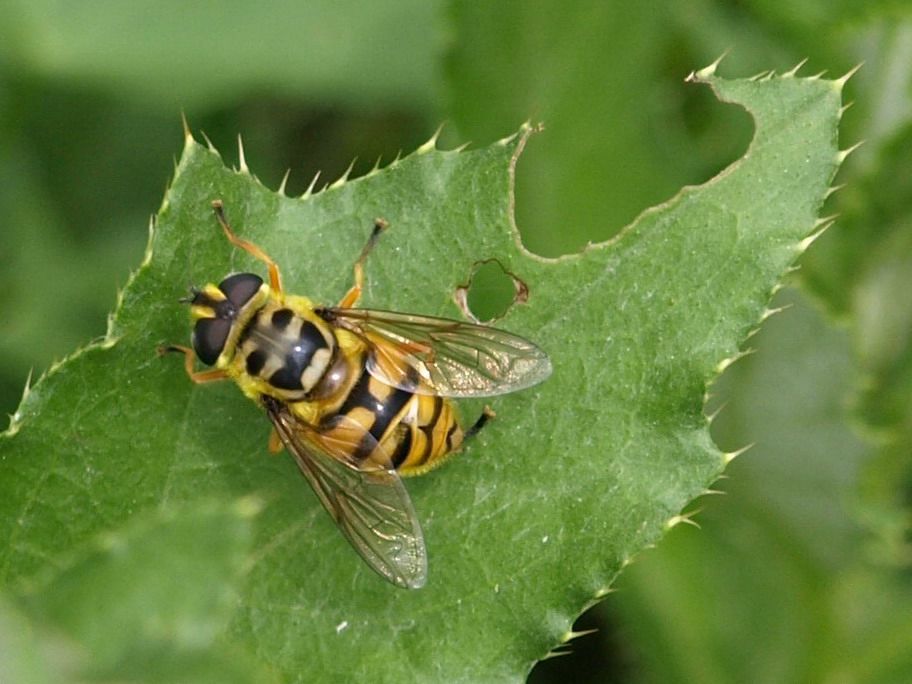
393;394;463;476
321;353;464;477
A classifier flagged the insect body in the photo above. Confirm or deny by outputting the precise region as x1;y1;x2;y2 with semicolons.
163;200;551;589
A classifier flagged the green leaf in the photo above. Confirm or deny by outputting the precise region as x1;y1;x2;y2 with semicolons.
0;66;844;681
8;500;269;683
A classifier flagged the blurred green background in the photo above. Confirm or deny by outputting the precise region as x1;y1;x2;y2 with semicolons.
2;1;910;681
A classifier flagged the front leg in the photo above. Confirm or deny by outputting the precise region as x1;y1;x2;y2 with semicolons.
158;345;228;383
337;218;388;308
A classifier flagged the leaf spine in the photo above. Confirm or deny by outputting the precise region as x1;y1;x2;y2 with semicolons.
302;170;322;198
706;400;728;424
687;51;728;82
715;350;750;374
759;303;790;322
665;512;701;530
237;134;249;174
541;649;571;661
201;130;218;153
824;183;845;199
723;443;754;464
837;140;865;163
329;158;357;189
273;168;290;196
783;58;808;77
561;628;598;643
833;63;862;90
417;123;445;154
365;155;383;177
180;111;193;144
797;216;836;252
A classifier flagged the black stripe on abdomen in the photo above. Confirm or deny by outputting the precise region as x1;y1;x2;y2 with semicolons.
390;427;412;469
338;367;412;443
444;421;459;451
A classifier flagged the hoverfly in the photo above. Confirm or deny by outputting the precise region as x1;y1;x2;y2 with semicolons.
162;200;551;588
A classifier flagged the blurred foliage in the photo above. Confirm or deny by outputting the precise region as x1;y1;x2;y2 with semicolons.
1;0;911;681
611;289;912;683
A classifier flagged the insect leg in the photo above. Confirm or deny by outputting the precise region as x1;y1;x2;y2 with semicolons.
337;218;388;308
158;345;229;383
211;199;284;294
464;406;496;442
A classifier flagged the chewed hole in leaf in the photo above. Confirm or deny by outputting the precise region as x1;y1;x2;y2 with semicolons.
455;259;528;323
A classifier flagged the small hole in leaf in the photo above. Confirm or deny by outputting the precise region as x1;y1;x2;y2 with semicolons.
456;260;527;323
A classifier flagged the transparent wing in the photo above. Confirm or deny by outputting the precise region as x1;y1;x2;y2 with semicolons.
264;397;427;589
326;307;553;397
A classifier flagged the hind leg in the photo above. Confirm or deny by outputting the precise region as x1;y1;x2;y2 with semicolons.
464;406;496;442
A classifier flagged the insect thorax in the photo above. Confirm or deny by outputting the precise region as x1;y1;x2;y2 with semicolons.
234;301;337;401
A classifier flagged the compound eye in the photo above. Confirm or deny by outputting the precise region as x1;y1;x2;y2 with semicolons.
219;273;264;308
192;318;232;366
